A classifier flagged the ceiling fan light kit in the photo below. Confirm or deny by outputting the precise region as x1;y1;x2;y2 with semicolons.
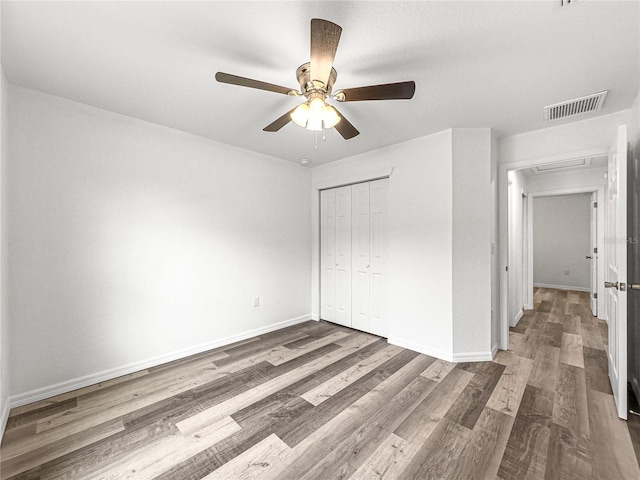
215;18;416;140
291;97;341;131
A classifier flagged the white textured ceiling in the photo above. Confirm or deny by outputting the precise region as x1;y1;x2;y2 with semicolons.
2;1;639;165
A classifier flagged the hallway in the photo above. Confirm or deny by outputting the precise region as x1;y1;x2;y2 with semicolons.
502;287;639;477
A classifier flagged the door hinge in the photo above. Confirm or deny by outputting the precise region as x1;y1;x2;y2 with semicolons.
506;266;509;272
594;247;598;254
594;202;598;208
594;293;598;299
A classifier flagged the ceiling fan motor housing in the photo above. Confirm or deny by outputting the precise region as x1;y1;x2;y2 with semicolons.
296;62;337;98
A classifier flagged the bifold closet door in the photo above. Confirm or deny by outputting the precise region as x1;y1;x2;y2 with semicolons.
368;179;388;336
320;185;352;327
351;179;388;336
351;183;370;332
320;189;336;322
321;179;386;334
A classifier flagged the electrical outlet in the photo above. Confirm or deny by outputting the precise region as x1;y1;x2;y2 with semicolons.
253;296;260;308
564;269;570;275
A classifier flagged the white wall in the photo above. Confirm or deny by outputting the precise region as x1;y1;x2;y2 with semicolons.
499;110;631;166
533;194;591;290
491;132;500;353
452;129;492;359
8;86;312;402
0;66;10;432
311;128;493;362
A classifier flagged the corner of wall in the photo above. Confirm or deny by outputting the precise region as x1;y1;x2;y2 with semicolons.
0;59;11;441
491;130;500;355
451;128;493;359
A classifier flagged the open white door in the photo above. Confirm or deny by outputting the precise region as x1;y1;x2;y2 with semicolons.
605;124;628;419
590;192;598;316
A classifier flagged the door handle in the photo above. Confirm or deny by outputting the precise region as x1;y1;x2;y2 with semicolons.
605;282;628;291
630;284;640;290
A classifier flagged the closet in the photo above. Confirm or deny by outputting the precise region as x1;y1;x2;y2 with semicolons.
320;178;388;336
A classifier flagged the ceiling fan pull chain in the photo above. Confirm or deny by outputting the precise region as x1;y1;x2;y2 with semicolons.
315;130;319;149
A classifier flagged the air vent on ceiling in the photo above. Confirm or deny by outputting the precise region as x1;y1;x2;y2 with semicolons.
544;90;607;122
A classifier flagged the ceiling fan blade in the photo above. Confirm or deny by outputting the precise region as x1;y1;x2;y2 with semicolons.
310;19;342;89
332;106;359;140
216;72;297;95
263;107;298;132
335;81;416;102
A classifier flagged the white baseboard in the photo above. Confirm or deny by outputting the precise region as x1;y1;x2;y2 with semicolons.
0;396;10;442
491;343;500;359
9;314;311;409
452;351;494;362
533;283;590;293
388;337;492;363
510;309;524;328
387;337;454;362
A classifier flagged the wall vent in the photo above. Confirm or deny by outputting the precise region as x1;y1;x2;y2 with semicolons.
544;90;607;122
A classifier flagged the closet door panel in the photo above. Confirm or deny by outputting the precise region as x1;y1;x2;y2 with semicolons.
369;179;388;336
351;182;370;331
334;186;352;327
320;189;336;322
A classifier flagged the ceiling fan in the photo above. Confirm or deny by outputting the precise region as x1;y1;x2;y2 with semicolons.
215;18;416;140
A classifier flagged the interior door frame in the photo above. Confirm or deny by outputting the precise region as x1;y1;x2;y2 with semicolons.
498;148;608;350
590;191;598;316
527;186;605;313
521;192;529;310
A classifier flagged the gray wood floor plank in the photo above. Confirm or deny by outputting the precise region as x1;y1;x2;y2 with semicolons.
297;375;436;480
439;406;515;480
583;346;612;395
394;367;473;445
445;362;505;430
497;384;554;479
398;417;473;480
271;355;436;480
346;433;418;480
277;348;421;448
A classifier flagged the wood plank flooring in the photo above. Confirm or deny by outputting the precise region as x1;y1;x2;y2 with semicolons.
2;288;639;479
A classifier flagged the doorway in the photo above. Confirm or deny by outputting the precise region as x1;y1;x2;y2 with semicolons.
531;193;595;300
500;156;608;348
499;125;629;419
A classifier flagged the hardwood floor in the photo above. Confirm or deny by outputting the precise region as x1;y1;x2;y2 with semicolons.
1;288;639;479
